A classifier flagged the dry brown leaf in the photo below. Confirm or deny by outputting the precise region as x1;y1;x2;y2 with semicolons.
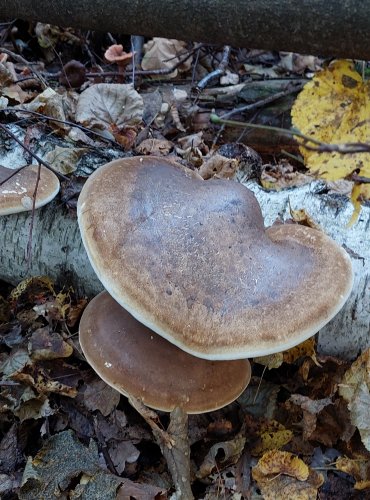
82;378;120;416
44;146;86;174
142;38;191;78
288;394;333;440
11;364;77;397
198;154;240;180
196;433;246;479
339;349;370;451
108;440;140;475
260;160;312;190
289;206;321;230
283;337;319;365
28;327;73;360
18;87;70;132
76;83;143;132
136;137;173;155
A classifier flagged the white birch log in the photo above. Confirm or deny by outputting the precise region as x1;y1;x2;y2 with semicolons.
0;179;368;360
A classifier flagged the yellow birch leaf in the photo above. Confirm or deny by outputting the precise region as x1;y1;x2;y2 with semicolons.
291;60;370;219
254;450;309;481
252;428;293;455
252;450;324;500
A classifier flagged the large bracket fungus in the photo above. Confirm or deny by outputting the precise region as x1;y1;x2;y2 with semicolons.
0;165;60;215
79;291;251;413
77;156;353;360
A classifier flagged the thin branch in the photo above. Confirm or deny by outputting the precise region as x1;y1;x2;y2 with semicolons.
26;164;41;266
0;47;48;88
221;82;303;120
1;108;124;149
210;114;370;155
0;123;69;181
196;45;231;91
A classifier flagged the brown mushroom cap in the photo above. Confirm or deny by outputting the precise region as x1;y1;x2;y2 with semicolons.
77;156;353;360
0;165;60;215
79;291;251;413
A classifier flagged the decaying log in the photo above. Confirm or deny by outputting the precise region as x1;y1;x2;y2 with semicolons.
0;179;368;360
2;0;370;60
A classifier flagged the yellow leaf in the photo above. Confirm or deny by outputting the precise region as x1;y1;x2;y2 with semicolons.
283;338;319;366
252;450;324;500
291;60;370;220
254;450;309;481
336;456;370;490
253;352;284;369
252;423;293;455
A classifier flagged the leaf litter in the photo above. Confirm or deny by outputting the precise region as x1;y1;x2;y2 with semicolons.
0;22;369;499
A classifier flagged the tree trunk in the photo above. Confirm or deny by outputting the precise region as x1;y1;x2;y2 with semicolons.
1;1;370;60
1;179;369;360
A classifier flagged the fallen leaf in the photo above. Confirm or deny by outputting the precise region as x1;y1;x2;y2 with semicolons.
142;38;191;78
289;206;321;230
136;138;173;156
44;146;86;174
108;440;140;475
339;349;370;451
116;478;166;499
76;83;143;132
198;153;240;180
82;378;120;416
288;394;333;440
14;391;54;422
336;456;370;490
252;450;324;500
237;377;279;419
17;87;70;133
196;433;246;479
254;450;309;481
260;160;311;190
19;430;123;499
252;421;293;456
291;60;370;220
28;327;73;360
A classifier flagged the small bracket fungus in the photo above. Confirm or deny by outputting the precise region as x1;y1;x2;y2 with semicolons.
79;292;251;413
0;165;60;215
78;156;353;360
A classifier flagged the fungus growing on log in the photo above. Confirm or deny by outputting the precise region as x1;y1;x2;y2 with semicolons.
0;165;59;215
79;291;251;413
77;156;353;360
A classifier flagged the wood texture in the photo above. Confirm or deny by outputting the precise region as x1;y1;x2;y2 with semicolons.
1;0;370;59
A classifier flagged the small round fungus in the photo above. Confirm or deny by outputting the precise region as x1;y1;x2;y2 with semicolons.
79;291;251;413
78;156;353;360
0;165;60;215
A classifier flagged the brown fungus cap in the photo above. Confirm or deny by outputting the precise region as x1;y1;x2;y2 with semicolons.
77;156;353;360
0;165;60;215
79;291;251;413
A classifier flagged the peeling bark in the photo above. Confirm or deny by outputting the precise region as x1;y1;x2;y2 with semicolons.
0;179;368;359
1;0;370;60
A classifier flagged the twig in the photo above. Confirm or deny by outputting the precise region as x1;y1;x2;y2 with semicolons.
0;47;48;88
1;108;124;149
0;123;69;181
196;45;231;91
221;82;303;120
129;396;194;500
26;164;41;266
210;114;370;155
